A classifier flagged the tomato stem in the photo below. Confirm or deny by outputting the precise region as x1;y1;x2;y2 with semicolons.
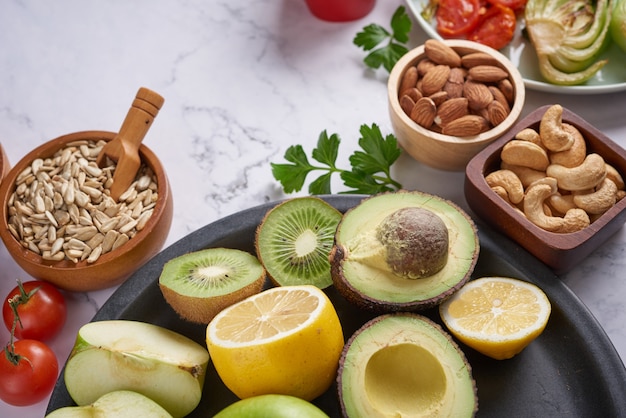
4;279;40;366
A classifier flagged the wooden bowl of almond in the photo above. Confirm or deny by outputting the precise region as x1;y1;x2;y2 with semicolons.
465;104;626;274
388;39;525;171
0;131;173;292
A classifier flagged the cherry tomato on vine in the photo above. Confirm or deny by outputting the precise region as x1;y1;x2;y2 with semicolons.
468;3;517;50
0;339;59;406
435;0;482;38
2;280;67;341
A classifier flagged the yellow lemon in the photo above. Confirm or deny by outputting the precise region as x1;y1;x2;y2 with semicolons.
439;277;551;360
206;285;344;401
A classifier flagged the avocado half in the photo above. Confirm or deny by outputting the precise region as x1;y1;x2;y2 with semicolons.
338;313;478;417
329;191;479;311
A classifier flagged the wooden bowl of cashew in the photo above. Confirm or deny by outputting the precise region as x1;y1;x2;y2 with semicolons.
465;104;626;274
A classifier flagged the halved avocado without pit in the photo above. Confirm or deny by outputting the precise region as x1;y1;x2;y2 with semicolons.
338;313;478;417
329;191;479;312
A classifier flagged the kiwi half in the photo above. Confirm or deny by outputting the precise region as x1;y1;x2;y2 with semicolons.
159;248;266;324
255;197;342;289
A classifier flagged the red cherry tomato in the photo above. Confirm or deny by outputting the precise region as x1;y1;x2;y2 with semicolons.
487;0;528;12
2;280;67;341
435;0;482;37
468;3;517;50
0;339;59;406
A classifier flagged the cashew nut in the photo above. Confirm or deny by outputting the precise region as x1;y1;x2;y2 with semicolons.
527;176;558;191
547;193;576;215
573;178;618;215
500;162;547;188
501;140;550;171
524;183;590;233
485;169;524;204
546;153;606;191
515;128;545;149
606;163;625;190
539;104;574;152
491;185;511;204
549;123;586;168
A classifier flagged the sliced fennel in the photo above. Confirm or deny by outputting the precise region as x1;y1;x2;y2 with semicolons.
525;0;613;85
611;0;626;53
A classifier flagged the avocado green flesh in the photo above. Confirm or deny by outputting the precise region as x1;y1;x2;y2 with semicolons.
339;314;477;417
336;193;478;304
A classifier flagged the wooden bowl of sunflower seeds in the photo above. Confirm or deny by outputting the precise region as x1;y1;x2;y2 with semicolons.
0;131;173;292
0;143;10;184
388;39;525;171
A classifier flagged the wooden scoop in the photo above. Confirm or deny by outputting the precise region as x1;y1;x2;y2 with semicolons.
97;87;165;201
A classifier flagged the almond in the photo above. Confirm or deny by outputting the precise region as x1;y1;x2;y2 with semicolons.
416;58;436;76
461;52;501;68
487;100;509;126
442;115;489;137
410;97;437;128
421;65;451;96
468;65;509;83
429;91;449;106
423;39;462;67
399;66;418;96
403;87;423;103
488;86;511;113
463;80;492;111
400;94;416;117
443;67;465;99
434;97;469;127
498;78;515;104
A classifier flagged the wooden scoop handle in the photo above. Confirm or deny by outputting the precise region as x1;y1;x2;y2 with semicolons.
117;87;165;150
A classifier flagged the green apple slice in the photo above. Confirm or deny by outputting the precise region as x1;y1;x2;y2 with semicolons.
63;320;209;418
46;390;173;417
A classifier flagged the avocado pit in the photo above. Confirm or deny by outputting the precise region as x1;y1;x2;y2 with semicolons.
376;207;449;279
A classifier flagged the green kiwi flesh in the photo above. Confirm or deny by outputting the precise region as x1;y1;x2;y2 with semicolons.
255;197;342;289
159;248;266;324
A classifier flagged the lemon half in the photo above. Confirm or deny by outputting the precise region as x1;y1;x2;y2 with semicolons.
439;277;551;360
206;285;344;400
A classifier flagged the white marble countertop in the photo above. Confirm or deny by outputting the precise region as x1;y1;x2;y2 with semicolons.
1;1;626;416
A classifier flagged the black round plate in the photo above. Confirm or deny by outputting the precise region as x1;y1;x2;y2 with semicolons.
46;195;626;417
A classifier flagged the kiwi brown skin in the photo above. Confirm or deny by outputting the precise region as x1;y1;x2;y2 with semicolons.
160;276;265;324
158;248;267;324
329;191;479;313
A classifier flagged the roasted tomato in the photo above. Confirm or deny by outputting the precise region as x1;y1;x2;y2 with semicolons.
468;3;517;50
435;0;482;37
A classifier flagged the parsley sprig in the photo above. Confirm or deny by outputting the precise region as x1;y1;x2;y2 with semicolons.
353;6;412;72
271;124;403;195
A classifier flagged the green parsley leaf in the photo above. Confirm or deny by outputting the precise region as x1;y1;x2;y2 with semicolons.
270;124;403;195
270;145;313;193
353;6;412;72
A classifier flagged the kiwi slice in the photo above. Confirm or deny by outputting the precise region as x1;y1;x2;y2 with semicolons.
159;248;266;324
255;197;342;289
